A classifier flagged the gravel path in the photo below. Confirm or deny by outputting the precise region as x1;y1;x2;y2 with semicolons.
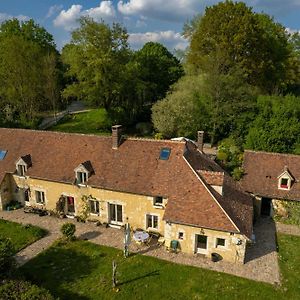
276;222;300;236
0;210;280;284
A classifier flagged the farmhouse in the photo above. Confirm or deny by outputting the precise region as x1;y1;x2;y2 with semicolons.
0;127;253;263
242;150;300;218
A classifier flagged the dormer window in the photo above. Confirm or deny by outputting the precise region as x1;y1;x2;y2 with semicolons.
74;161;94;186
77;171;88;184
17;164;26;176
277;166;293;191
15;155;32;177
280;178;289;189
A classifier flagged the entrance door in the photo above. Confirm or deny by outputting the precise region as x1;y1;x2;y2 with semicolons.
24;189;30;205
109;204;123;225
195;235;208;254
66;196;75;215
261;197;271;216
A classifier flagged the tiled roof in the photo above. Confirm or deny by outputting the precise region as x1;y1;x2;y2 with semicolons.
241;150;300;201
0;128;252;237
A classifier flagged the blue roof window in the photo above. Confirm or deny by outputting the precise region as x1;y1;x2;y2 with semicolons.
0;150;7;160
159;148;171;160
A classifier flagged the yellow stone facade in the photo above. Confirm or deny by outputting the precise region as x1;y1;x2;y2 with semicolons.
0;173;248;263
164;222;247;263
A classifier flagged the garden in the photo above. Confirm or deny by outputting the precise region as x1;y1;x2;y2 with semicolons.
9;234;300;300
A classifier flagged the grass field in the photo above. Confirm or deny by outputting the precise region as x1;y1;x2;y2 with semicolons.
0;219;47;253
49;109;111;135
19;234;300;300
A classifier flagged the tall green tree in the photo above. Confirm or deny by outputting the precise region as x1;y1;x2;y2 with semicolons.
0;19;62;126
245;95;300;154
188;1;292;94
62;17;131;111
134;42;184;103
152;75;210;138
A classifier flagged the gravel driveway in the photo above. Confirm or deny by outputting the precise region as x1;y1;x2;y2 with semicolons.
0;210;280;284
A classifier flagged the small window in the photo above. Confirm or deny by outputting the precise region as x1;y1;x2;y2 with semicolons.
153;196;163;206
0;150;7;160
216;238;226;248
89;200;100;215
17;164;26;176
178;232;184;240
159;148;171;160
77;172;88;184
147;214;158;229
35;191;45;204
280;178;289;189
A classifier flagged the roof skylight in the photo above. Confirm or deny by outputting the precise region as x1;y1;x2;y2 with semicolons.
0;150;7;160
159;148;171;160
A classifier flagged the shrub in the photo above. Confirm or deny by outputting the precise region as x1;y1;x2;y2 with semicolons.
0;279;54;300
0;237;15;277
60;223;76;240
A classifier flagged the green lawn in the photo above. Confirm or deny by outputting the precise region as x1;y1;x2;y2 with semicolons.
18;234;300;300
0;219;47;253
49;109;111;135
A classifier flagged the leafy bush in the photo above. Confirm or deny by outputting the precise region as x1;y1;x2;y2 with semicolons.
274;201;300;226
60;223;76;240
0;279;54;300
217;138;244;180
0;237;15;277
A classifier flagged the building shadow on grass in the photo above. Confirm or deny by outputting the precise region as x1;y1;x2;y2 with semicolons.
245;217;277;263
118;270;160;286
18;244;101;300
79;231;101;240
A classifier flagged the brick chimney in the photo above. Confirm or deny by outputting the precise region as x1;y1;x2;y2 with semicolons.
197;131;204;152
112;125;122;149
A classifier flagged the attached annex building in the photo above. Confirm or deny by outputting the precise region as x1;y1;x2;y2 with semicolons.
242;150;300;217
0;127;253;263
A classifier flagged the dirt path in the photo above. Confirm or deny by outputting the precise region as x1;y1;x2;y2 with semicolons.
0;210;281;284
276;222;300;236
38;101;90;130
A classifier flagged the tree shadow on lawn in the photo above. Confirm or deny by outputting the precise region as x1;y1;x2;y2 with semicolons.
118;270;160;286
19;242;104;300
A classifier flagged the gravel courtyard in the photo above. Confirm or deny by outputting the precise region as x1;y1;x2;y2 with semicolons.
0;209;280;284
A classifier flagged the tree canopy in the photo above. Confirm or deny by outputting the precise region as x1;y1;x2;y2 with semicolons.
245;95;300;154
187;1;293;94
0;19;62;127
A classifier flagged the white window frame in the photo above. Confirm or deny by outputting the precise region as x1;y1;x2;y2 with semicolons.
146;214;159;230
17;164;27;177
178;231;184;240
35;190;45;205
195;234;208;254
153;196;164;208
89;199;100;216
215;237;227;249
278;177;291;190
77;171;88;185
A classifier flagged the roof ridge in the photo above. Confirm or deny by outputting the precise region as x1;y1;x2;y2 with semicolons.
244;149;300;158
0;127;111;139
126;137;186;144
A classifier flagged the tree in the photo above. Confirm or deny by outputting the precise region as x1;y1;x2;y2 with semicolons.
0;19;62;126
62;17;131;111
245;95;300;154
187;1;292;94
134;42;184;103
0;237;15;277
152;75;210;138
0;18;56;51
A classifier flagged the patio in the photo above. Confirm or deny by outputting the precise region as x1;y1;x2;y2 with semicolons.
0;209;280;284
